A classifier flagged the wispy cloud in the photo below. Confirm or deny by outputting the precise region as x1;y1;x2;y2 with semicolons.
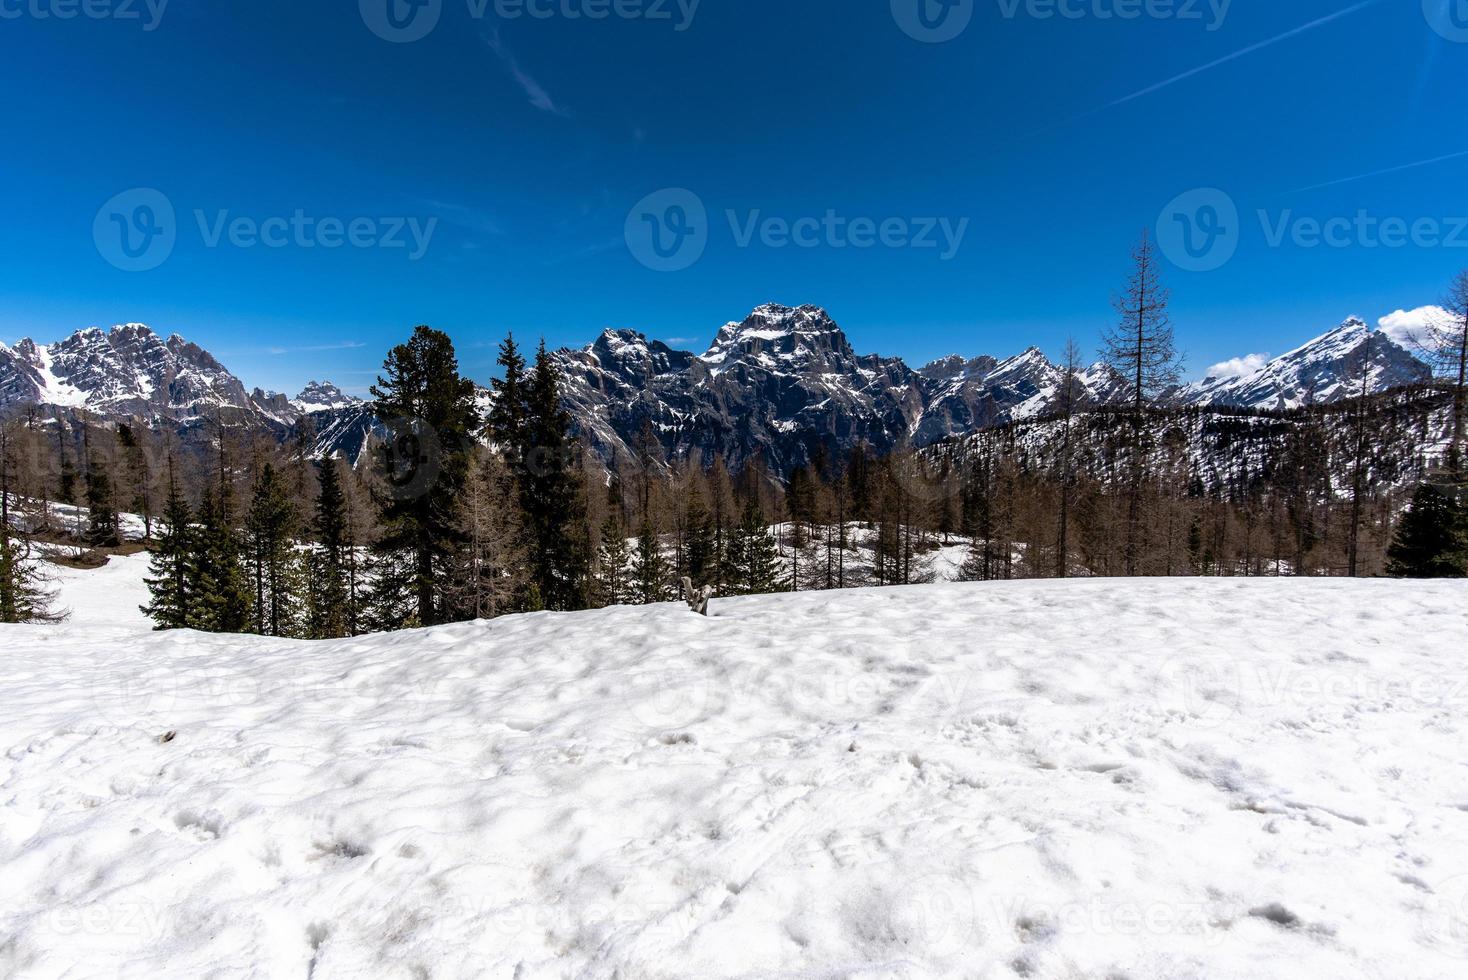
264;341;367;356
1284;150;1468;194
421;198;503;237
1104;0;1383;109
1024;1;1383;138
485;31;569;117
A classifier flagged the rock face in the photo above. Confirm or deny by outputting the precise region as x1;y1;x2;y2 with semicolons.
0;307;1436;473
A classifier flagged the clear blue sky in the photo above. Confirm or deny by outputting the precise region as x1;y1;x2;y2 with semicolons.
2;0;1465;395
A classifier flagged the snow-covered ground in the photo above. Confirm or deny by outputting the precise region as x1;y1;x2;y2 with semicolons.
3;573;1468;979
47;551;153;629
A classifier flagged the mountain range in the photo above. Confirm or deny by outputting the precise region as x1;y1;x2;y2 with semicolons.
0;304;1432;471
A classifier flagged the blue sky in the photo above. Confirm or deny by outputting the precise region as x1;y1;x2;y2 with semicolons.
2;0;1466;395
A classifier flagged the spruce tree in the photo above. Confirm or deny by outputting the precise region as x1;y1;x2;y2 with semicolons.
520;340;589;610
1386;484;1468;578
245;463;299;637
190;485;252;633
488;333;531;465
369;325;481;627
727;502;788;596
595;516;632;607
684;484;715;586
309;455;352;638
84;448;120;548
141;467;194;630
632;520;670;604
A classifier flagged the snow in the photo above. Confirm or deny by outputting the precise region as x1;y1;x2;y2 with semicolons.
47;552;154;628
3;571;1468;978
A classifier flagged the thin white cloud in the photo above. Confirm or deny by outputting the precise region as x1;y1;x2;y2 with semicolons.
1379;306;1448;349
485;31;568;117
1106;0;1384;109
1206;353;1270;380
1020;1;1383;140
1285;150;1468;194
264;341;367;356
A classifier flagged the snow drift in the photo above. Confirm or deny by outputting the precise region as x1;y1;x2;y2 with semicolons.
2;577;1468;978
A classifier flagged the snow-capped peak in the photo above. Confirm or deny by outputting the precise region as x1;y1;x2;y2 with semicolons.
292;380;362;413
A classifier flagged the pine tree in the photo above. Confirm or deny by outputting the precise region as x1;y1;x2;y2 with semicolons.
520;340;589;610
190;484;252;633
308;455;353;638
1386;484;1468;578
245;462;299;637
594;516;632;607
488;333;530;466
141;465;194;630
727;501;788;595
684;484;715;586
369;325;481;627
632;520;670;603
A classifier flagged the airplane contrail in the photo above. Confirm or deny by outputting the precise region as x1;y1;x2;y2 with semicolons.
1105;0;1386;108
1018;0;1385;139
1285;149;1468;194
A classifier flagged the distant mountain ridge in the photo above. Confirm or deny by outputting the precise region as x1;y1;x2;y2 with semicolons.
0;306;1434;472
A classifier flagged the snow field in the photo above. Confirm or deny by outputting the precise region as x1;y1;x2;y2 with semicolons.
1;576;1467;978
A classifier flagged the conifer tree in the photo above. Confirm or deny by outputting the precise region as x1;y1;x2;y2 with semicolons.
488;333;530;465
520;340;589;610
369;325;481;626
141;464;193;630
594;516;632;607
245;462;298;637
632;520;670;603
190;483;252;633
1386;484;1467;578
727;501;788;595
684;484;715;586
308;455;353;638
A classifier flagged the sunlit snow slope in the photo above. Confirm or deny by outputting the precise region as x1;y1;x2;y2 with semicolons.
2;579;1467;979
